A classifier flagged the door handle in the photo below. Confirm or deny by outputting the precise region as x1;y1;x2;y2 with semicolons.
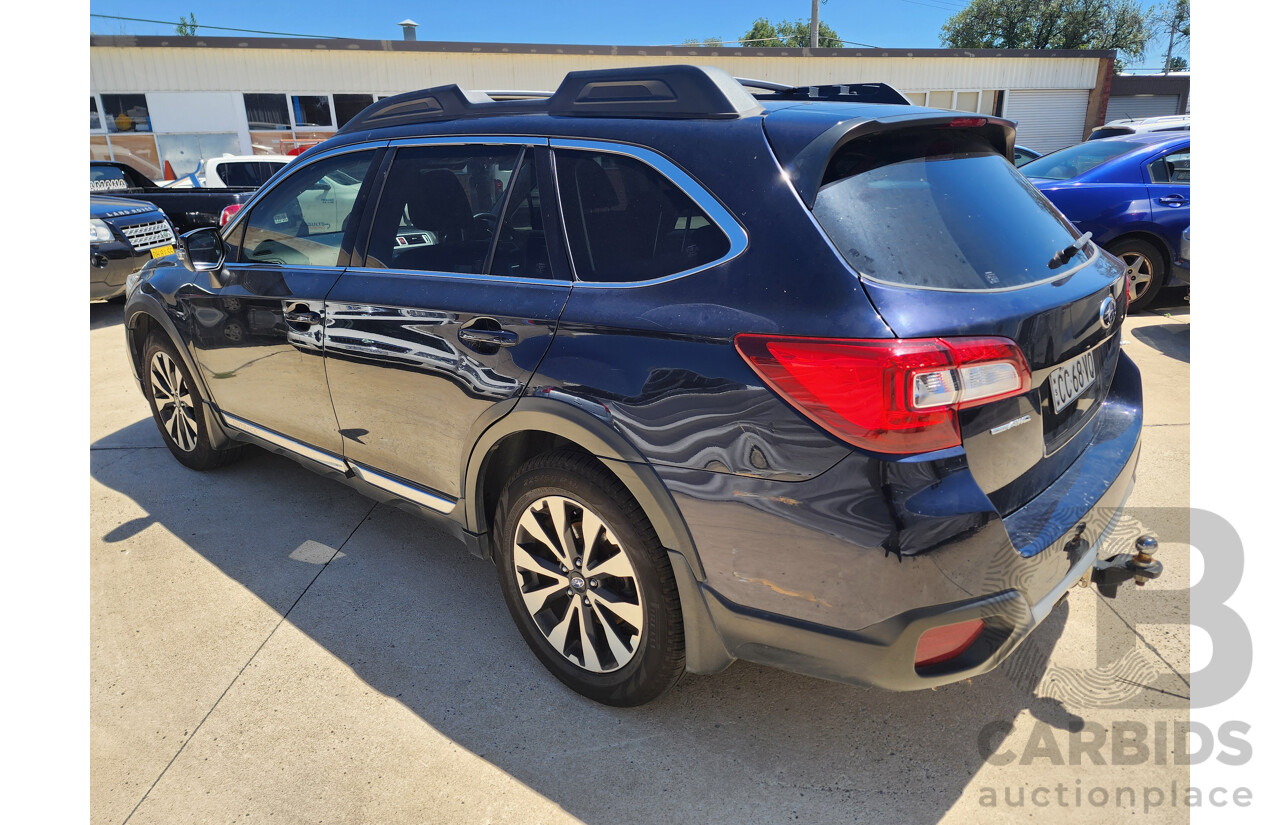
284;310;323;325
458;327;519;346
1158;195;1188;206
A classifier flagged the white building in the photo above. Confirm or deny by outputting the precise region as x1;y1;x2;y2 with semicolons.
90;35;1119;179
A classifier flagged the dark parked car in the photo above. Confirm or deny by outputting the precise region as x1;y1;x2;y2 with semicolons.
90;195;175;300
124;66;1156;706
1021;132;1189;312
90;161;258;233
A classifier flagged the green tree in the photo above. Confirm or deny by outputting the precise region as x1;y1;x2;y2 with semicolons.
940;1;1150;58
175;13;198;37
1154;0;1189;72
741;17;842;48
681;36;725;47
1166;54;1188;71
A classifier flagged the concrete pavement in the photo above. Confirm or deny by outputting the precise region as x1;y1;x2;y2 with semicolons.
91;291;1191;824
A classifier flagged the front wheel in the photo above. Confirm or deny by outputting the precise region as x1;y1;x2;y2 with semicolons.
1107;238;1166;314
493;450;685;706
142;335;245;471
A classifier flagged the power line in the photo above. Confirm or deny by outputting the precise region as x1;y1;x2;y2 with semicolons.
89;13;338;39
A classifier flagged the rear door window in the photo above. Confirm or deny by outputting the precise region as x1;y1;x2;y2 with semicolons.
812;130;1089;291
1148;149;1190;184
240;150;375;267
554;150;729;282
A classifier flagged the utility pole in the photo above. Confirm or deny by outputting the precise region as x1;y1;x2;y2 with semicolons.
1161;0;1188;74
810;0;820;48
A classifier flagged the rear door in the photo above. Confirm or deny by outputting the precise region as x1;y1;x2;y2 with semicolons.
1144;141;1191;247
323;138;571;502
806;127;1129;515
184;146;382;455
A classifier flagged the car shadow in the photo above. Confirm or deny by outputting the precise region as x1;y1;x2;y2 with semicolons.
91;424;1089;824
1130;323;1190;364
91;300;124;330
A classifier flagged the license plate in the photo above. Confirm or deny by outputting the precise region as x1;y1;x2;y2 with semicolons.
1048;351;1097;413
150;244;175;259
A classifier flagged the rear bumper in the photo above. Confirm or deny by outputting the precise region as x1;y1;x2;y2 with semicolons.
666;351;1143;688
685;439;1137;689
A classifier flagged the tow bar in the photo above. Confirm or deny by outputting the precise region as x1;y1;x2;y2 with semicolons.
1092;535;1163;598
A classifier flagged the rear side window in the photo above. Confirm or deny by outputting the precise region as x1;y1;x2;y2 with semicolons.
555;150;729;282
240;151;375;267
1148;150;1190;184
218;161;288;187
1018;141;1135;180
90;165;132;192
812;130;1087;291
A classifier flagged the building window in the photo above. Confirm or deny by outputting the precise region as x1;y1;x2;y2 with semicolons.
244;93;291;131
333;94;375;128
90;97;103;131
291;95;333;128
101;94;151;133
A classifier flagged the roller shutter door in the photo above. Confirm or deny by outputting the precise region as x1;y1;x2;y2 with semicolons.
1004;90;1091;154
1105;94;1181;121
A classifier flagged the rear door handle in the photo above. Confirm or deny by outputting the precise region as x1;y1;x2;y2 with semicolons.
1158;194;1188;206
284;310;323;325
458;327;519;346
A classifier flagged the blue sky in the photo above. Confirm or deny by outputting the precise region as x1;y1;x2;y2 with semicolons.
88;0;1185;68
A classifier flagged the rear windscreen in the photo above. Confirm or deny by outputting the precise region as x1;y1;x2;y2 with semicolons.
812;131;1089;291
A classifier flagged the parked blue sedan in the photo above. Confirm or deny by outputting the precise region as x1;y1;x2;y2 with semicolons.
1020;132;1189;312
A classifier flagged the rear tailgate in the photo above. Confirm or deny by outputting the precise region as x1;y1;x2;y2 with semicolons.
790;118;1131;515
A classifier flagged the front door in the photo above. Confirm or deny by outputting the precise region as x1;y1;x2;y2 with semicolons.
1145;142;1191;248
324;140;571;500
184;147;382;454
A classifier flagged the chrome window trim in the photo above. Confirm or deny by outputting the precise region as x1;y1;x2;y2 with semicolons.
219;140;390;242
855;244;1102;294
349;463;457;514
549;138;749;289
339;266;573;287
222;413;347;473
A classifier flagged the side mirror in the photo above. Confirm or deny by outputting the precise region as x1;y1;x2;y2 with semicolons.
176;226;226;274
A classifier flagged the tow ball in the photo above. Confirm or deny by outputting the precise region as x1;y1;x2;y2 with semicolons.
1092;535;1163;598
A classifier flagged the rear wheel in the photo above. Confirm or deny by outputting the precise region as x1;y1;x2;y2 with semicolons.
493;450;684;706
1107;238;1166;314
142;335;245;471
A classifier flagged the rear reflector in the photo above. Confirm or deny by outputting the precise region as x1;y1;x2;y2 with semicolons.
735;334;1031;454
219;203;244;227
915;618;986;668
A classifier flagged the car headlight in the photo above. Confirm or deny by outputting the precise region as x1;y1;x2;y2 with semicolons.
90;219;114;243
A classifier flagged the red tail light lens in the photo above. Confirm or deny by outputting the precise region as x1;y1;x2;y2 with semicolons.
915;618;987;667
735;334;1031;454
219;203;244;227
948;117;987;128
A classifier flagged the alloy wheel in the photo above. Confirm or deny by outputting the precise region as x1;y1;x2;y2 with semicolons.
510;495;644;673
1119;251;1153;302
149;351;198;452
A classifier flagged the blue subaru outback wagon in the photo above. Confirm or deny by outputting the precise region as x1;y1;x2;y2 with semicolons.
124;66;1154;705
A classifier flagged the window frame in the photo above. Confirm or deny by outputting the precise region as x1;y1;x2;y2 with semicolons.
349;136;572;284
222;142;388;269
288;93;336;131
549;138;748;287
1145;145;1191;185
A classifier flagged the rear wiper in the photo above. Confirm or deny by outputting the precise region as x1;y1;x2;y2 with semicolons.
1047;232;1093;269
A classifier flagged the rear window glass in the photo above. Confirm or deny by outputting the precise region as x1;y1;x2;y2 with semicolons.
90;165;131;193
555;150;729;282
812;131;1088;291
218;161;288;187
1019;141;1135;180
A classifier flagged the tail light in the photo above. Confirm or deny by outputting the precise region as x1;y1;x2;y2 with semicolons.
948;117;987;128
219;203;244;227
915;619;986;668
735;334;1031;454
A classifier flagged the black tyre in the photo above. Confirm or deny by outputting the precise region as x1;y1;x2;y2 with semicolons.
142;334;245;471
1107;237;1166;314
493;450;685;706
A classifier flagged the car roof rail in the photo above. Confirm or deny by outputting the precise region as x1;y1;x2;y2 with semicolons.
339;64;764;132
748;82;912;106
547;65;763;119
